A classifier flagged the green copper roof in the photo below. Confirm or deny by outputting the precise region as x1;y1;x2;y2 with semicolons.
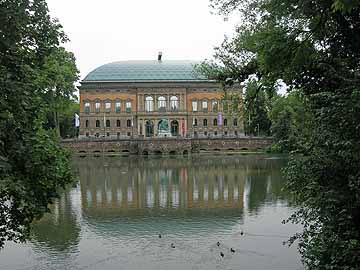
83;60;207;82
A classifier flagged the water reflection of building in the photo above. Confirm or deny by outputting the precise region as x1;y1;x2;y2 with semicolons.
76;156;286;217
22;156;288;265
79;158;246;211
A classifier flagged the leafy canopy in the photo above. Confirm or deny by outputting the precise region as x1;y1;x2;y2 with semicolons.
203;0;360;269
0;0;79;248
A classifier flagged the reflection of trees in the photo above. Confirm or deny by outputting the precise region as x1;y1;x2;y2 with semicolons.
246;158;288;214
31;191;80;254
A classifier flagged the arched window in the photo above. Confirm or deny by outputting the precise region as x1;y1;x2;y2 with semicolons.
85;102;90;114
233;119;238;126
193;118;198;127
95;101;101;113
170;96;179;111
115;100;121;113
213;118;218;126
127;119;132;127
192;100;198;112
203;119;208;127
106;119;110;127
96;120;100;127
85;120;89;128
117;119;121;127
105;101;111;112
212;100;218;112
202;100;208;112
158;96;166;111
224;119;228;126
126;101;132;113
145;96;154;112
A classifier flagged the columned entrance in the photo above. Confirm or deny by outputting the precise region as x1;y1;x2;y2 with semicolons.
170;120;179;136
145;120;154;137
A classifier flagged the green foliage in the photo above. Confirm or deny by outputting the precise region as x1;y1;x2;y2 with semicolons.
243;80;272;136
44;99;79;138
39;46;79;137
0;0;78;248
59;100;80;138
207;0;360;268
269;91;314;152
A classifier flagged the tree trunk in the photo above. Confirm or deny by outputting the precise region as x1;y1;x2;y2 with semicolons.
54;110;60;138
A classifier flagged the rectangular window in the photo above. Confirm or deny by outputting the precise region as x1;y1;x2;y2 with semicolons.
202;100;208;112
158;97;166;112
95;102;100;113
192;101;198;112
126;101;132;113
85;102;90;114
170;96;179;111
145;97;154;112
116;102;121;113
105;102;111;113
212;100;218;112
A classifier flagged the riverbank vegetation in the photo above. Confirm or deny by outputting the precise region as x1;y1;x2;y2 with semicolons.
0;0;79;248
200;0;360;268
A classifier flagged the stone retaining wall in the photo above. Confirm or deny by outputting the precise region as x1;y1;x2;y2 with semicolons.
62;137;272;156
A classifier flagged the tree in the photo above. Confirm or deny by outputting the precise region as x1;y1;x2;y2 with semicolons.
58;99;80;139
0;0;78;248
196;65;273;137
203;0;360;268
244;80;272;136
269;91;314;152
39;47;79;137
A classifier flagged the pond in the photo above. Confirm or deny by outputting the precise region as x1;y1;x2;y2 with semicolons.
0;154;302;270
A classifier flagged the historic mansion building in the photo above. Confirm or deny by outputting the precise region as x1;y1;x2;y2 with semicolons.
79;59;244;139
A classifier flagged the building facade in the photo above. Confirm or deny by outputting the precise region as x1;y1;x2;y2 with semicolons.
79;60;244;139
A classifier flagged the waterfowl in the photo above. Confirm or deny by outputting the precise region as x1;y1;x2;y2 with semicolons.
216;241;220;247
220;252;224;258
240;231;244;236
171;243;175;248
158;234;162;238
230;248;235;253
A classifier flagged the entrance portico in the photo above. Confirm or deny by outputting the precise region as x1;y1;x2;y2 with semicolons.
138;117;186;138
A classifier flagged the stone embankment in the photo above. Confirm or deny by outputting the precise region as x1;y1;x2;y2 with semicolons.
62;137;272;156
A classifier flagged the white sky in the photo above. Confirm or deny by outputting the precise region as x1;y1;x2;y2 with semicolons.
46;0;239;82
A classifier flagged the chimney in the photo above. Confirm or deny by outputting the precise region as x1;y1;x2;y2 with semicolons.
158;52;162;62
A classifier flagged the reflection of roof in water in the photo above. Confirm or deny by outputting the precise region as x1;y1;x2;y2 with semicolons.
82;208;243;237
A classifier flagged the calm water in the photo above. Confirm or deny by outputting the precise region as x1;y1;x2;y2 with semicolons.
0;154;302;270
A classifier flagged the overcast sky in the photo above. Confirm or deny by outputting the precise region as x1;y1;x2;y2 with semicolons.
46;0;239;82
